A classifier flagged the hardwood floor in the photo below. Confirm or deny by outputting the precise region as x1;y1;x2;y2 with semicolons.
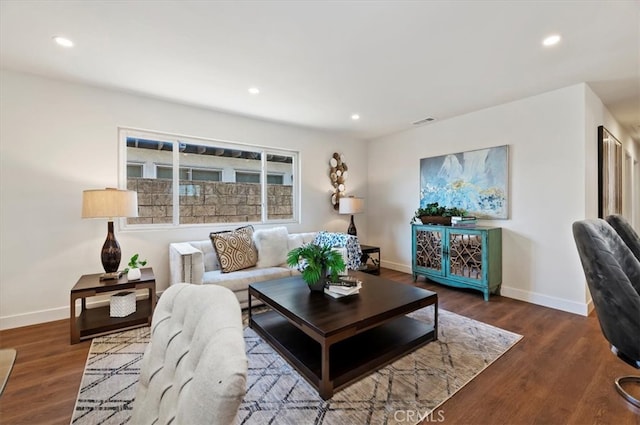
1;268;638;424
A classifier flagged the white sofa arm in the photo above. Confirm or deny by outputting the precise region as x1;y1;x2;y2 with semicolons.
169;243;204;285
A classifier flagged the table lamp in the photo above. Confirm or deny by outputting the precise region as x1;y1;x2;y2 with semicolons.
339;196;364;236
82;188;138;280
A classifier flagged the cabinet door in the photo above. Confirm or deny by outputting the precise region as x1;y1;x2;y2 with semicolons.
446;230;485;283
414;227;445;276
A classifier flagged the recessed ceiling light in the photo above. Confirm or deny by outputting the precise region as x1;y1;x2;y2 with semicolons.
248;87;260;95
53;36;74;48
351;114;360;120
542;34;561;47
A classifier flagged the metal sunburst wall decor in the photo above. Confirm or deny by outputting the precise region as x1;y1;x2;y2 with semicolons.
329;152;348;211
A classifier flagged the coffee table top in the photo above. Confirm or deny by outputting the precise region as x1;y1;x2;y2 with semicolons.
249;272;436;338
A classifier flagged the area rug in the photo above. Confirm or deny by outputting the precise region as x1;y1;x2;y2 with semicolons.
71;307;522;425
0;348;17;396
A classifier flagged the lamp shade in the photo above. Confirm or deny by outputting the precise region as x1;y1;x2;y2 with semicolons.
82;188;138;219
339;197;364;215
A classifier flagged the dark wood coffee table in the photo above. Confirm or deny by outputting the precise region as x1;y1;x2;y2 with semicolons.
248;272;438;399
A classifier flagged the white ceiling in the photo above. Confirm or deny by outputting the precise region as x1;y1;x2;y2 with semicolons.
1;1;638;141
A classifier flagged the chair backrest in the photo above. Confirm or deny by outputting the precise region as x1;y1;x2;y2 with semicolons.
605;214;640;262
572;219;640;363
131;283;247;425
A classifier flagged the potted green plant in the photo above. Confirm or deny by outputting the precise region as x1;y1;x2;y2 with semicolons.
413;202;466;225
286;244;346;291
124;253;147;281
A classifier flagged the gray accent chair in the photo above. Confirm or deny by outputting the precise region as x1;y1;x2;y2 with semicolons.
131;283;247;425
605;214;640;261
572;218;640;408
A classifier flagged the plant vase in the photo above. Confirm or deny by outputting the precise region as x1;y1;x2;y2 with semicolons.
420;216;452;226
127;268;141;281
308;267;328;292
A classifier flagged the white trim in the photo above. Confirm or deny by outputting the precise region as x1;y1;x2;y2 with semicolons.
172;142;180;224
381;260;412;274
381;260;591;316
499;286;590;316
0;290;165;330
0;306;68;330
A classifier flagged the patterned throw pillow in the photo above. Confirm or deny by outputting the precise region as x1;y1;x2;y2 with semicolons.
210;226;258;273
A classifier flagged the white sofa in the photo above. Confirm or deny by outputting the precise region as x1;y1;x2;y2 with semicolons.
169;231;319;308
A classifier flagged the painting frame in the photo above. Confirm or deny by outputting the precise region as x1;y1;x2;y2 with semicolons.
420;145;509;219
597;125;622;218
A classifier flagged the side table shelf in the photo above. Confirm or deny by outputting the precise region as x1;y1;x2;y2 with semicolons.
70;267;156;344
359;245;381;275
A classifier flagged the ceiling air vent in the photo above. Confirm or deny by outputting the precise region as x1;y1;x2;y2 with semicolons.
412;116;436;126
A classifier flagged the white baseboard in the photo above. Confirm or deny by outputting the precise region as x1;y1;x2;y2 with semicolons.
0;290;165;331
0;306;68;330
380;260;412;274
380;261;590;317
499;286;590;316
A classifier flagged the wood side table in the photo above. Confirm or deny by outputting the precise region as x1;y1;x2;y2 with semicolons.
359;244;381;275
70;267;156;344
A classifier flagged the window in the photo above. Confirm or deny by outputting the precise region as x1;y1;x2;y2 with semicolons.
236;171;284;185
157;166;220;182
235;171;259;183
121;129;298;227
267;174;284;185
157;165;186;180
127;163;143;178
192;168;221;182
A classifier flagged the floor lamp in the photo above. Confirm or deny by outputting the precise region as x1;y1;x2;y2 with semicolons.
339;197;364;236
82;188;138;280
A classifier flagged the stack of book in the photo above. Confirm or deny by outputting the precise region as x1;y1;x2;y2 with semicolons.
451;216;477;227
324;276;362;298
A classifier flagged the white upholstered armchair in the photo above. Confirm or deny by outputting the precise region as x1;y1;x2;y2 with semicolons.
131;283;247;425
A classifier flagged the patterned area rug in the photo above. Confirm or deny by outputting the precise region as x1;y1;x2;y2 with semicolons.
71;307;522;425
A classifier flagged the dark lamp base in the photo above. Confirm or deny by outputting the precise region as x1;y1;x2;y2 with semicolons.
347;215;357;236
101;221;122;274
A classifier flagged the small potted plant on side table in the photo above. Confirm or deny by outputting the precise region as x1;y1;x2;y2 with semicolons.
125;253;147;281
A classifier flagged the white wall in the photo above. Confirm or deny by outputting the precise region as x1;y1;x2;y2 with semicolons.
0;70;368;329
368;84;599;315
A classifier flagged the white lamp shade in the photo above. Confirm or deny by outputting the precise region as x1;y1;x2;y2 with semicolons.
82;188;138;218
339;197;364;215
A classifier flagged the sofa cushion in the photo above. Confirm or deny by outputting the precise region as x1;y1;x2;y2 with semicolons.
287;234;304;251
210;226;258;273
202;267;293;293
188;240;220;272
254;227;289;268
313;231;362;270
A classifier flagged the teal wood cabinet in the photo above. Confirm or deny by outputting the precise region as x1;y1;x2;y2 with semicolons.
411;224;502;301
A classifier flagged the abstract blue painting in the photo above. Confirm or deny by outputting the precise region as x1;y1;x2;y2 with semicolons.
420;145;509;219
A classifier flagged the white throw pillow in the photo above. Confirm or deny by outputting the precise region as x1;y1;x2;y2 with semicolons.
287;234;305;251
253;227;290;268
